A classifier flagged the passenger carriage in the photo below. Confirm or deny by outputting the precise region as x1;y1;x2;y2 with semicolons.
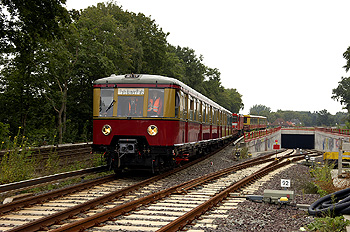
243;115;267;131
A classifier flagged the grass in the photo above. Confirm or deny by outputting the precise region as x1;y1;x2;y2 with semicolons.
301;162;350;231
0;128;110;202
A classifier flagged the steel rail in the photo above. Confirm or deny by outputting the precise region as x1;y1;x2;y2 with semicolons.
157;154;308;232
0;140;233;216
45;150;290;232
5;141;235;232
0;143;92;161
0;174;116;215
0;166;108;194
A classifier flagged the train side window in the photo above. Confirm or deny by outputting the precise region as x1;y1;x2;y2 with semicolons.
194;99;198;121
147;89;164;117
208;106;212;123
213;108;217;125
99;88;115;117
189;96;194;120
202;103;206;123
184;94;188;120
198;100;203;122
179;91;184;119
175;91;180;118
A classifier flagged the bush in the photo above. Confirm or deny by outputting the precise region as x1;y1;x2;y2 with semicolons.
239;147;249;159
310;163;337;197
307;216;350;232
0;128;36;184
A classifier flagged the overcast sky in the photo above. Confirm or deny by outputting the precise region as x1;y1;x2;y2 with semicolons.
66;0;350;115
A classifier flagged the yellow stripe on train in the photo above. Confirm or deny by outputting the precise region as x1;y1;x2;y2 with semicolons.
323;152;350;160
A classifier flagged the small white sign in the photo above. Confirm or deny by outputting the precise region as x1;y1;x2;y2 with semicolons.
281;179;291;188
310;157;315;161
118;88;144;95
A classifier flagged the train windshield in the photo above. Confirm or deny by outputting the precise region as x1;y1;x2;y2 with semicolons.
147;89;164;117
99;88;115;117
232;115;238;122
117;96;144;117
117;88;144;117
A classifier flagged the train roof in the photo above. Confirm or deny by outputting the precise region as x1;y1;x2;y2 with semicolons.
94;74;184;86
243;114;267;119
94;74;232;114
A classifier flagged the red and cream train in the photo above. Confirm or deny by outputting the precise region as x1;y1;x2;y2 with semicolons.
92;74;267;172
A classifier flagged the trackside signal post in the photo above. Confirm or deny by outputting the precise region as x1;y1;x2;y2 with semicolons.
273;140;280;150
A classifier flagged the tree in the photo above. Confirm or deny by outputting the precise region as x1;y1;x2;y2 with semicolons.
0;0;69;137
175;46;206;93
249;104;271;117
203;68;222;102
221;88;244;113
332;76;350;112
316;109;333;126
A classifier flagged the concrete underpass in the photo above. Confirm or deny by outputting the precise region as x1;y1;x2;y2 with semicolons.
281;134;315;149
245;128;344;154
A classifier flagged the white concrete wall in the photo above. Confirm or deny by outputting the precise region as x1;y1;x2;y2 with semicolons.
245;129;350;153
315;130;350;152
246;130;281;153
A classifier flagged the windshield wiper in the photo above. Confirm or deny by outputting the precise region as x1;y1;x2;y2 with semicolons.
105;100;116;112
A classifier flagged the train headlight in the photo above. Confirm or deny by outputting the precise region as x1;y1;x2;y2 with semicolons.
102;124;112;136
147;125;158;136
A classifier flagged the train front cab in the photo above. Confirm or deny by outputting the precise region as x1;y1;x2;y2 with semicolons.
93;86;179;172
232;113;244;136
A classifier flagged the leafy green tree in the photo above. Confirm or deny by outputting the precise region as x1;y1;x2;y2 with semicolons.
175;46;206;93
203;68;222;102
0;0;69;137
218;88;243;113
316;109;333;126
332;76;350;112
249;104;271;117
161;45;185;79
131;12;169;74
342;45;350;72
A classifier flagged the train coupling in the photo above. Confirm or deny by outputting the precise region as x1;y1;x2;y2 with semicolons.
118;139;137;154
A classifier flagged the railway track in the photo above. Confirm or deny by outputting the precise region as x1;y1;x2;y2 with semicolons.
0;148;319;232
0;143;92;160
0;141;236;231
50;149;318;232
0;166;108;194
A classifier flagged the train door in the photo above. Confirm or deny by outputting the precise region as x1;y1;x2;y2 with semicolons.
179;91;186;143
202;103;208;140
213;108;218;139
218;110;222;138
209;105;212;139
198;100;202;141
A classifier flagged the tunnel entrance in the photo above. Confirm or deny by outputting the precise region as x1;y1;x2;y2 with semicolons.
281;134;315;149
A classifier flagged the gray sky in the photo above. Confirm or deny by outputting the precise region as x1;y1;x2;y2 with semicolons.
66;0;350;114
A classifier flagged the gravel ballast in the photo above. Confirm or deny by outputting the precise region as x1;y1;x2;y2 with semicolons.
165;145;321;232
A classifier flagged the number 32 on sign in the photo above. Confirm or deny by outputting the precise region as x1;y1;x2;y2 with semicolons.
281;179;291;188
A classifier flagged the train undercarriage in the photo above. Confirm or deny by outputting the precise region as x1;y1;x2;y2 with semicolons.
93;136;233;174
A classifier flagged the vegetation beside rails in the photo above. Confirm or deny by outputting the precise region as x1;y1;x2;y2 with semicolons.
0;128;111;201
301;163;350;231
307;215;350;232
